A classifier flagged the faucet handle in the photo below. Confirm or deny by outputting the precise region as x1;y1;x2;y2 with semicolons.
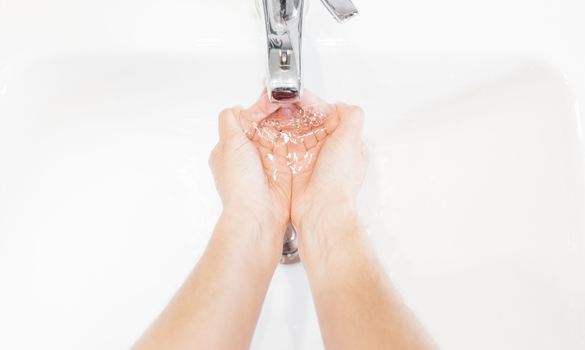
319;0;359;23
282;0;303;21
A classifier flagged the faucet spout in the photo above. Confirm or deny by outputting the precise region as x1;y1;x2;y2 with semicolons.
262;0;304;103
261;0;359;104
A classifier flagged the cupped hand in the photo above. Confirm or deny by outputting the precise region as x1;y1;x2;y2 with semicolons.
209;91;367;263
209;92;290;245
290;100;368;257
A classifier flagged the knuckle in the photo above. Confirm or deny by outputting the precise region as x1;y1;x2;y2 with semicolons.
218;108;233;124
349;104;364;115
208;154;215;169
349;105;365;124
337;104;365;129
219;108;233;117
208;145;220;167
361;143;369;159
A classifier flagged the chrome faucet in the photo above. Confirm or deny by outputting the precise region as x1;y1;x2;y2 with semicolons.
261;0;359;104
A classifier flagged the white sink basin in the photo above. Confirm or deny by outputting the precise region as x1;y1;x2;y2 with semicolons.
1;1;585;350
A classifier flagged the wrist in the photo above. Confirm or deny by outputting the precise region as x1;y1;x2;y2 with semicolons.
213;210;286;271
293;204;364;266
223;201;288;236
292;197;357;238
300;216;368;280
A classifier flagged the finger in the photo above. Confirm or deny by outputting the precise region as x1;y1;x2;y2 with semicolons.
256;145;292;186
324;114;340;135
240;91;281;126
314;126;327;141
208;143;221;169
296;90;338;140
257;126;277;151
218;108;244;142
297;90;333;114
331;103;365;143
303;130;318;149
273;136;288;157
361;142;369;158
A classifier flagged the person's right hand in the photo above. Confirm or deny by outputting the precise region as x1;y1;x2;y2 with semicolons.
291;102;368;263
208;93;289;267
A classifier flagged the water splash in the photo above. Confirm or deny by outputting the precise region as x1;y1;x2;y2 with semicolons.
247;104;332;175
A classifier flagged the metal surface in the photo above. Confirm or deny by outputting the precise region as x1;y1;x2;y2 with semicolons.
319;0;359;23
280;223;300;264
261;0;358;104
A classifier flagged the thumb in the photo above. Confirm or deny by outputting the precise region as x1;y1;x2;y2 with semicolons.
218;108;245;143
240;91;281;127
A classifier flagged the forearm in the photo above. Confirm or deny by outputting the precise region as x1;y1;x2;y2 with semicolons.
134;212;283;350
299;212;436;350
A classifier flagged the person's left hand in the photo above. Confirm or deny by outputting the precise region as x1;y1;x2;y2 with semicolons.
209;92;290;257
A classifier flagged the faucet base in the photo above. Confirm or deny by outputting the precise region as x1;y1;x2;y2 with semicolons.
280;223;300;264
